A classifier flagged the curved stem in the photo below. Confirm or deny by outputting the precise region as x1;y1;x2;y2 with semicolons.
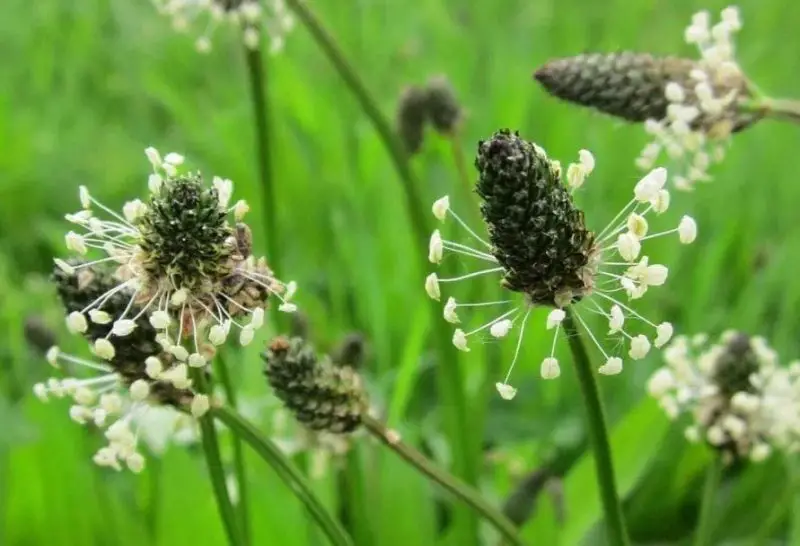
243;44;279;273
283;0;426;241
562;310;630;546
693;457;722;546
361;415;525;546
213;405;354;546
192;370;243;546
215;351;251;546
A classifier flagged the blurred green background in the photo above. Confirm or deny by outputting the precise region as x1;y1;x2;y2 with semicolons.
2;0;799;544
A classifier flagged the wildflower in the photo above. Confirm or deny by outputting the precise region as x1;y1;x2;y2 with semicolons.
534;7;759;190
425;74;463;135
263;337;368;434
648;332;800;463
426;129;695;399
396;85;430;155
154;0;294;54
33;260;211;472
55;148;297;367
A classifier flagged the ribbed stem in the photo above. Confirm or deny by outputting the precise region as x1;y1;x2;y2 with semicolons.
215;351;251;546
213;406;354;546
362;415;525;546
285;1;478;541
563;310;630;546
243;43;279;274
693;457;722;546
191;370;243;546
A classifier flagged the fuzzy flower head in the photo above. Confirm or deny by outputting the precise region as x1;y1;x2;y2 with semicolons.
154;0;294;54
33;262;210;473
637;6;755;190
427;129;696;400
56;148;297;372
648;332;800;463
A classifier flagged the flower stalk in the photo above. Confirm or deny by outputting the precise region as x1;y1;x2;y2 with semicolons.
243;41;279;276
212;405;354;546
361;414;525;546
215;351;251;546
693;457;723;546
563;310;630;546
192;369;243;546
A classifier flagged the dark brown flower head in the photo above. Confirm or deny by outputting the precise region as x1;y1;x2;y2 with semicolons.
534;52;758;133
263;337;367;434
396;85;430;155
476;129;597;306
425;74;463;135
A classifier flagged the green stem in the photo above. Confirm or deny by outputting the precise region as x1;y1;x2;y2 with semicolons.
693;457;722;546
146;456;162;540
449;134;474;199
361;415;525;546
215;352;251;546
742;97;800;125
285;1;478;541
243;43;279;273
283;0;426;239
192;370;243;546
562;310;629;546
213;405;354;546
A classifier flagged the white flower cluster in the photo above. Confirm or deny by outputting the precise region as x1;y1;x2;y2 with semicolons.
637;6;745;190
648;332;800;463
33;346;210;473
154;0;294;54
57;147;297;369
427;150;697;400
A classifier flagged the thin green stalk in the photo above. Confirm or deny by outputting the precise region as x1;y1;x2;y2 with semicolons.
283;0;425;233
362;415;525;546
741;97;800;125
212;405;354;546
192;370;243;546
243;42;279;274
285;1;478;541
215;351;251;546
562;310;629;546
693;457;722;546
146;456;162;540
449;134;474;199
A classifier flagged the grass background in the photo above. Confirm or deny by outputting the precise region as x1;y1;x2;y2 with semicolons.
1;0;800;544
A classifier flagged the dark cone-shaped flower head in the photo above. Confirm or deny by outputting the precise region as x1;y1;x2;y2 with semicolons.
476;129;597;306
712;332;760;399
426;75;462;135
396;85;430;155
264;337;367;433
332;332;367;369
137;173;235;292
534;52;757;133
